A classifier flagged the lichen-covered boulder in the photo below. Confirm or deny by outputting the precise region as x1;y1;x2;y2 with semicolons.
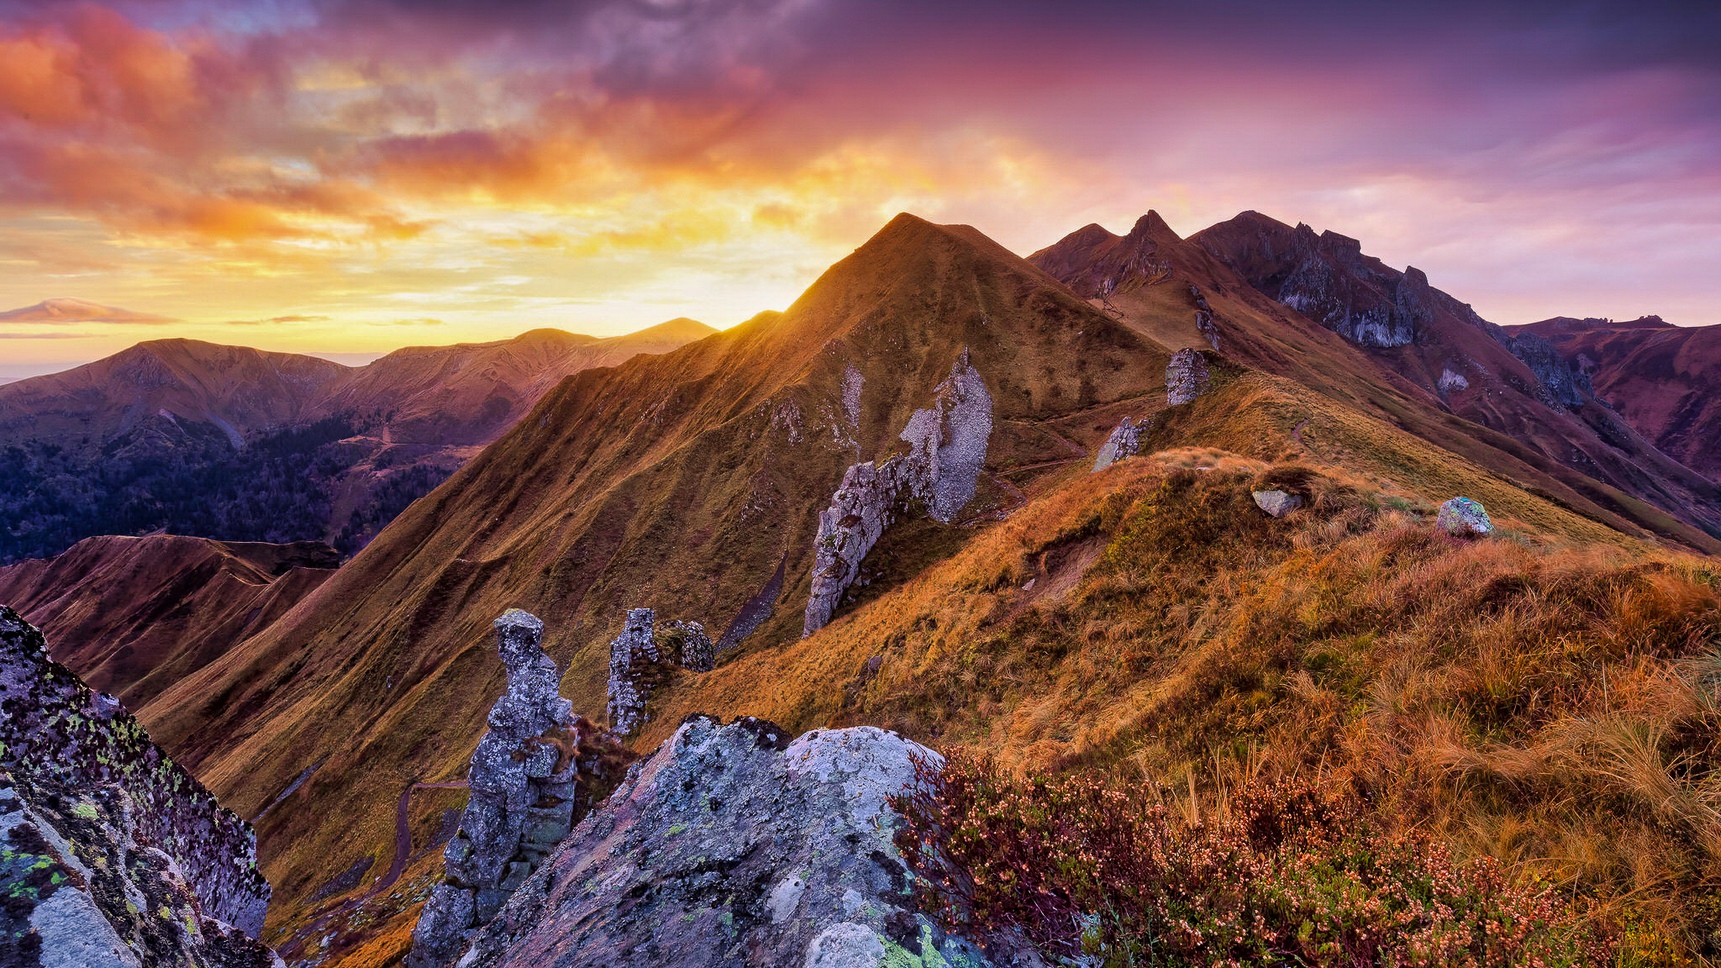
0;607;278;967
1251;489;1303;518
1436;497;1493;536
456;716;992;968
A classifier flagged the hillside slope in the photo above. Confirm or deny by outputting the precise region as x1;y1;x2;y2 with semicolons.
1029;211;1721;547
1508;315;1721;482
0;535;338;710
131;213;1170;959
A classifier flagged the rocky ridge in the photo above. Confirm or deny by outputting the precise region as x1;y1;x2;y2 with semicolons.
0;606;277;967
1166;348;1213;405
1093;417;1145;472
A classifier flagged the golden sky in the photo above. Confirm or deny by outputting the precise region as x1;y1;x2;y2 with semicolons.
2;0;1718;375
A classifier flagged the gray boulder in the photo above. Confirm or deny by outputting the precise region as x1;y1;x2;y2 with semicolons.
1092;417;1144;472
409;610;587;968
1436;497;1493;536
456;716;991;968
1251;489;1303;518
1166;348;1212;405
0;607;278;967
605;607;658;735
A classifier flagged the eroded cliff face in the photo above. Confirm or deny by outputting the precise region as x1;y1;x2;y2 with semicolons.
457;716;990;968
804;352;994;635
0;606;277;967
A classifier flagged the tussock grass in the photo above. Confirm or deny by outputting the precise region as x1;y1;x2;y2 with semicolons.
660;448;1721;961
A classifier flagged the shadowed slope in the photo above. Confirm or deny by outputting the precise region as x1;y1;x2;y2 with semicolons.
1508;316;1721;483
0;535;338;710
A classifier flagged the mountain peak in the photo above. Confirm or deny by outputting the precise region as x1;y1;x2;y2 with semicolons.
622;317;718;343
0;298;175;324
1127;210;1182;243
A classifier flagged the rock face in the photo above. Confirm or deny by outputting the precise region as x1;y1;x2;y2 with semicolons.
804;353;993;636
456;716;991;968
1508;332;1591;410
0;606;278;967
1166;348;1212;405
1251;489;1303;518
660;619;715;673
409;610;585;968
1093;416;1144;472
1436;497;1493;536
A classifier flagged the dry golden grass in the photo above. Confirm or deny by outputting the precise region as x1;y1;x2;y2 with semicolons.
657;438;1721;961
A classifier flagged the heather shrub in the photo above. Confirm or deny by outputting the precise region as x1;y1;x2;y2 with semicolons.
895;750;1611;967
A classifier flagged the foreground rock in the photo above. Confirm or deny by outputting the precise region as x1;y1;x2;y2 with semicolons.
458;716;990;968
1251;489;1303;518
1437;497;1493;536
1166;348;1212;405
410;610;623;968
0;606;278;967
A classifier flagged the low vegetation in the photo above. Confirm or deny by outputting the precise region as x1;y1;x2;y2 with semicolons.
896;752;1610;966
664;448;1721;962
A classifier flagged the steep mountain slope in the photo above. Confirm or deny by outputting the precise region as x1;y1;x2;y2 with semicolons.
130;213;1170;959
1029;212;1721;547
0;322;715;562
0;535;338;710
1507;316;1721;482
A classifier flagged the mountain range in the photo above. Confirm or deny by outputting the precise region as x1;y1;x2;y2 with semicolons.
0;319;715;563
3;208;1719;966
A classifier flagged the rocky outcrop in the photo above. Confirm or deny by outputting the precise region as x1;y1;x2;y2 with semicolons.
0;606;277;967
605;608;658;736
804;353;993;635
605;609;717;736
1190;286;1222;350
409;610;586;968
1166;348;1212;405
1251;489;1303;518
1508;332;1591;410
1093;416;1145;472
456;716;991;968
1436;497;1493;536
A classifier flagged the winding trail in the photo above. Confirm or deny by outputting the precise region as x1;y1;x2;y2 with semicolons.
371;780;468;899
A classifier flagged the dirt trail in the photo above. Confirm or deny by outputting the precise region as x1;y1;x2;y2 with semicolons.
372;781;468;899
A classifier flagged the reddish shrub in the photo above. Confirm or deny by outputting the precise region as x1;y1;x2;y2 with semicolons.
894;750;1611;966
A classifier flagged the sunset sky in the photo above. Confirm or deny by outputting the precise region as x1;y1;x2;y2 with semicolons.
1;0;1718;375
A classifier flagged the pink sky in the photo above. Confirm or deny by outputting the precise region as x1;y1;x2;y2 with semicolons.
0;0;1717;372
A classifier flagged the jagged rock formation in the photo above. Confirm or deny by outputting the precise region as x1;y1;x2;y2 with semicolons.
456;716;991;968
605;608;658;736
1093;416;1145;472
409;610;584;968
804;353;994;635
660;619;715;673
1252;489;1303;518
1437;497;1493;536
0;606;277;967
1191;285;1222;350
1508;332;1591;410
1438;367;1470;395
1166;348;1212;405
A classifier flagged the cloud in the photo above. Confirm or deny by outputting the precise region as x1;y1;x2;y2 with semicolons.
222;313;331;324
0;330;89;339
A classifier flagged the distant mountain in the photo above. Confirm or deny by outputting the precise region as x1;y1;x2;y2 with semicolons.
0;321;716;563
0;297;175;323
1029;211;1721;543
1506;315;1721;482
